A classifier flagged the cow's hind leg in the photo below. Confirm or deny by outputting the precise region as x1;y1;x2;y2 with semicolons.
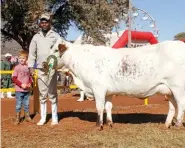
94;91;106;131
171;89;185;127
165;96;177;128
105;96;113;128
175;98;185;127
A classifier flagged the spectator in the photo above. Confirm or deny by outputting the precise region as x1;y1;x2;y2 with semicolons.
11;56;19;68
0;53;14;98
0;55;5;98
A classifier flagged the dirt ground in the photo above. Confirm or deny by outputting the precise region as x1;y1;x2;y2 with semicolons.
1;93;185;148
1;93;168;119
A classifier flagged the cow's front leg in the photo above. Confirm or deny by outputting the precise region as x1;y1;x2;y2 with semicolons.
105;96;113;129
94;91;105;131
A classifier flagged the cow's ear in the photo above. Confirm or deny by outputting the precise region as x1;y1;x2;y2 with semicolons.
58;44;67;53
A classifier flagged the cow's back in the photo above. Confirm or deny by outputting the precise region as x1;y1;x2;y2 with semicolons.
62;40;185;97
158;41;185;67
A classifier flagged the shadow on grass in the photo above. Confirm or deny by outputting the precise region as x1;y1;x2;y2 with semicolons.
43;111;168;124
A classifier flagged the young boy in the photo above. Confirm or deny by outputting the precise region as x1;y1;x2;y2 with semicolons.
12;51;33;125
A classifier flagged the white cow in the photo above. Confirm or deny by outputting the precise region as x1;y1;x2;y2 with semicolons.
47;39;185;130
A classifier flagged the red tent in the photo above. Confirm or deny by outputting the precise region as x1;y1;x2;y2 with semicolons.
179;39;185;43
112;30;158;49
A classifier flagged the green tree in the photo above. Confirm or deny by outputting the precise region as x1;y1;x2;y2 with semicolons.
1;0;71;51
1;0;44;50
1;0;129;50
174;32;185;40
67;0;129;44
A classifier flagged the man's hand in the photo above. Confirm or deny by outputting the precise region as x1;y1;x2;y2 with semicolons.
29;68;35;76
21;84;27;89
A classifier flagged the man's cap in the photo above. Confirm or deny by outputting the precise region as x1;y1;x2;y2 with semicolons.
4;53;12;57
40;13;51;22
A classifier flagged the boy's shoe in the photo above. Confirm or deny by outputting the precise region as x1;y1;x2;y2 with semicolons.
14;112;20;125
24;112;34;123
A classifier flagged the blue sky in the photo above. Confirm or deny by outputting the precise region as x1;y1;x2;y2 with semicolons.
66;0;185;42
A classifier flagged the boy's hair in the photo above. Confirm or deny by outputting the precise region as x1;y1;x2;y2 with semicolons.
18;50;29;58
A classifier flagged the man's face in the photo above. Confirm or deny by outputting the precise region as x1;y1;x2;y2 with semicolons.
39;20;51;31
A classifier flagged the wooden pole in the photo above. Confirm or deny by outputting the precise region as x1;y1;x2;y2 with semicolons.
33;70;40;114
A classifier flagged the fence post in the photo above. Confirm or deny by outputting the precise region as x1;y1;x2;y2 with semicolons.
33;70;40;114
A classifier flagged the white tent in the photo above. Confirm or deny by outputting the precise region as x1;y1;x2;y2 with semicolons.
74;30;125;47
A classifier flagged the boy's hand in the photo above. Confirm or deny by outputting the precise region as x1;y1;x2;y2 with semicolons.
27;83;31;88
21;84;27;89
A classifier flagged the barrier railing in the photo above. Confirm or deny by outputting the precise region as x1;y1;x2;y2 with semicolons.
0;70;15;92
0;88;15;92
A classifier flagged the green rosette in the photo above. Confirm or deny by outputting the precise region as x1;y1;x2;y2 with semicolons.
47;55;58;70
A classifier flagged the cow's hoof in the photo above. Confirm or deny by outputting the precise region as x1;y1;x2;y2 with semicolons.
109;123;113;129
96;122;103;131
87;97;94;101
106;120;113;129
99;125;103;131
165;122;171;129
175;122;182;128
